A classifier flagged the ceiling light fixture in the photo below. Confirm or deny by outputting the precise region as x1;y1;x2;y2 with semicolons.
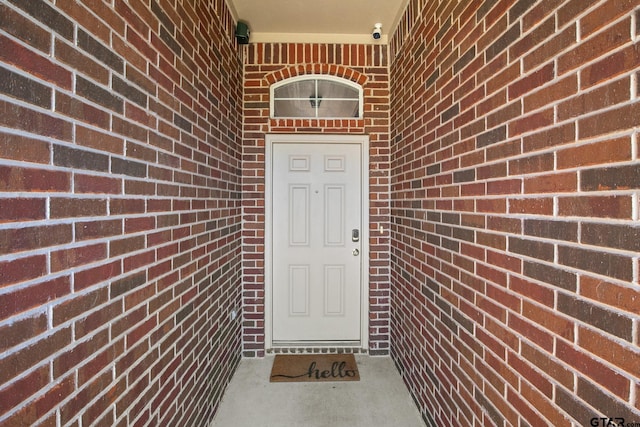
309;94;322;108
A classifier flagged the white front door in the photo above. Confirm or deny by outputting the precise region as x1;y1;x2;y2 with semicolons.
269;137;364;344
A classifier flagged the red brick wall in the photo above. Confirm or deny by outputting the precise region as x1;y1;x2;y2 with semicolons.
390;0;640;425
241;43;391;356
0;0;242;425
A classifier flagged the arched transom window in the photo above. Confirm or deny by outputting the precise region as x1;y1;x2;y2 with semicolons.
270;75;363;119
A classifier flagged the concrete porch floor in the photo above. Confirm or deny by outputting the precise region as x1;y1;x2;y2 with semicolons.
211;355;425;427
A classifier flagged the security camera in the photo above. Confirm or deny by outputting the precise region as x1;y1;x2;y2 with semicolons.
372;23;382;40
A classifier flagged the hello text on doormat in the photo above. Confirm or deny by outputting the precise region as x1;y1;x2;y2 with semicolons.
269;353;360;382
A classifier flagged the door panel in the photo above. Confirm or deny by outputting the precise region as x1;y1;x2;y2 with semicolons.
289;185;310;245
324;185;345;246
324;265;345;315
289;265;310;315
272;142;361;342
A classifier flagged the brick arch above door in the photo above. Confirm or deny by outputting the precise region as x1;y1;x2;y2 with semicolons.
263;64;369;87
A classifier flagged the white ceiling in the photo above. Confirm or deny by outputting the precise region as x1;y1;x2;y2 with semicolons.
227;0;409;44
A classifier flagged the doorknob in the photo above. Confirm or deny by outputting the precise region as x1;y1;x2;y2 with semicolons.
352;248;360;256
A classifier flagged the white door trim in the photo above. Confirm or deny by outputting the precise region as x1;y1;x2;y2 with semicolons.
264;134;370;350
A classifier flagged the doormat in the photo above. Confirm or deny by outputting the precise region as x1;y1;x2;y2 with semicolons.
269;353;360;382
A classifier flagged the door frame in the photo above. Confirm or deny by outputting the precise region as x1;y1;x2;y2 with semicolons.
264;134;370;350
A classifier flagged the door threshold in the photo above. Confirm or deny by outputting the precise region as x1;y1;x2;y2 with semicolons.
269;341;365;354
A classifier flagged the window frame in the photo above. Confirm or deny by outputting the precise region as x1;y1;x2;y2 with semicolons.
270;75;364;119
